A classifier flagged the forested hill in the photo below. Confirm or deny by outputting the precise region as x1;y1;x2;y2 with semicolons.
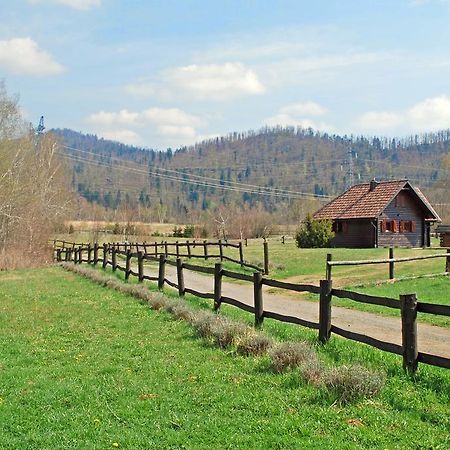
53;127;450;222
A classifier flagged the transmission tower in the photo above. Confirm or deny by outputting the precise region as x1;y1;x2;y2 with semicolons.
346;148;354;189
36;116;45;135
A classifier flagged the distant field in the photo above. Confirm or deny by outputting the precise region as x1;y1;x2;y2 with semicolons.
0;267;449;448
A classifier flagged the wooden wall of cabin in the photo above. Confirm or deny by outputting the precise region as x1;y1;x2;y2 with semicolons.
377;190;424;247
332;220;375;248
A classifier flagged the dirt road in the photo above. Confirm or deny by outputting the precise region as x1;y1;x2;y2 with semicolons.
145;265;450;359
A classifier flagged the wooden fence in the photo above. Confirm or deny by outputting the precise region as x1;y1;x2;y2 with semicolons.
54;242;450;374
53;238;268;273
326;247;450;281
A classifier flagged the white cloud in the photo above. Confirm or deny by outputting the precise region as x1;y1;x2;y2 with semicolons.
126;62;265;102
264;101;334;132
0;38;65;76
280;101;327;117
101;129;141;145
29;0;102;10
356;96;450;133
86;106;206;147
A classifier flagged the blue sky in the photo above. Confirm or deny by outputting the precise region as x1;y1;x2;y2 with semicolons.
2;0;450;149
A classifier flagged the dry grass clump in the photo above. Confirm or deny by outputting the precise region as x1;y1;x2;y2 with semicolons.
236;332;273;356
298;359;324;386
270;341;318;373
165;301;196;322
147;292;169;311
211;320;249;349
323;365;385;404
191;312;222;339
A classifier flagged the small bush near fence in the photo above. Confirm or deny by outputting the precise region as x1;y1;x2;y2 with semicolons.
295;215;335;248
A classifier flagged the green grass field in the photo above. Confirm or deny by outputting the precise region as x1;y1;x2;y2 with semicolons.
1;267;449;449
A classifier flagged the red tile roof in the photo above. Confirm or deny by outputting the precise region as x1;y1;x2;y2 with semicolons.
313;179;440;221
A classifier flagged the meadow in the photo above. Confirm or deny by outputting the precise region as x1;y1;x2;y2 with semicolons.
1;266;449;449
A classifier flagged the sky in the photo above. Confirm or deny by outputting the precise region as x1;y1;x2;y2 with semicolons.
1;0;450;150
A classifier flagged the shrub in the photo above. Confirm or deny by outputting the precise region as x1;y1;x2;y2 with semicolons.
323;365;385;404
165;301;196;322
295;214;334;248
147;292;169;311
210;320;249;348
192;312;221;338
298;359;324;385
236;333;273;356
270;341;318;373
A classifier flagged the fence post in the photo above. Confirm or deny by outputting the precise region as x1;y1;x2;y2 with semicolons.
102;243;108;269
239;241;244;267
219;239;223;261
245;238;248;247
326;253;332;281
253;271;264;328
389;247;395;280
125;249;131;281
400;293;418;374
87;244;92;264
164;241;168;257
319;279;333;343
176;258;185;296
112;246;117;272
214;263;223;311
282;235;285;245
263;240;269;275
78;246;83;264
158;254;166;290
56;249;61;262
186;240;191;259
203;240;208;260
93;243;98;265
446;248;450;273
176;241;180;258
138;251;144;282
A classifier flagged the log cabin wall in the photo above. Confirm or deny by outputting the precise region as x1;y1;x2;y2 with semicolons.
377;190;424;247
332;219;375;248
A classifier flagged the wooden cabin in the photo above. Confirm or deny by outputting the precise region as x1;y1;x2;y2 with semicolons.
313;179;441;248
436;225;450;247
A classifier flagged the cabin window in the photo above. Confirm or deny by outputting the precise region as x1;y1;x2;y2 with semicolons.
395;195;406;208
381;220;398;233
399;220;416;233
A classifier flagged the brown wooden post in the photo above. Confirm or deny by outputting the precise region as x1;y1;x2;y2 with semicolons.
158;254;166;290
326;253;332;281
214;263;222;311
253;271;264;328
401;293;418;374
112;246;117;272
319;279;332;343
102;243;108;269
186;240;191;259
263;240;269;275
219;239;223;261
93;243;99;265
137;251;144;282
176;241;180;258
239;241;244;267
176;258;185;296
164;241;168;257
446;248;450;273
245;238;248;247
282;235;285;245
56;249;61;262
87;244;92;264
78;246;83;264
203;240;208;260
389;247;395;280
125;249;131;281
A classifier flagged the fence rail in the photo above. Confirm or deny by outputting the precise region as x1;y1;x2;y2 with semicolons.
55;241;450;373
326;247;450;281
52;238;266;273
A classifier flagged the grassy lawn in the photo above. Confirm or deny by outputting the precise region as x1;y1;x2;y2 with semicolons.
1;267;449;449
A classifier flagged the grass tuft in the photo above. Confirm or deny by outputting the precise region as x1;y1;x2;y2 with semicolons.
269;341;318;373
236;332;273;356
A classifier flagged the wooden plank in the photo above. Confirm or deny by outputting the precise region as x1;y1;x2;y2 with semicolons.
142;275;159;282
264;310;319;330
332;288;400;309
221;296;255;313
330;325;403;355
221;269;253;282
182;262;215;274
417;302;450;317
263;278;321;294
184;288;215;299
417;352;450;369
164;278;178;289
330;253;448;266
